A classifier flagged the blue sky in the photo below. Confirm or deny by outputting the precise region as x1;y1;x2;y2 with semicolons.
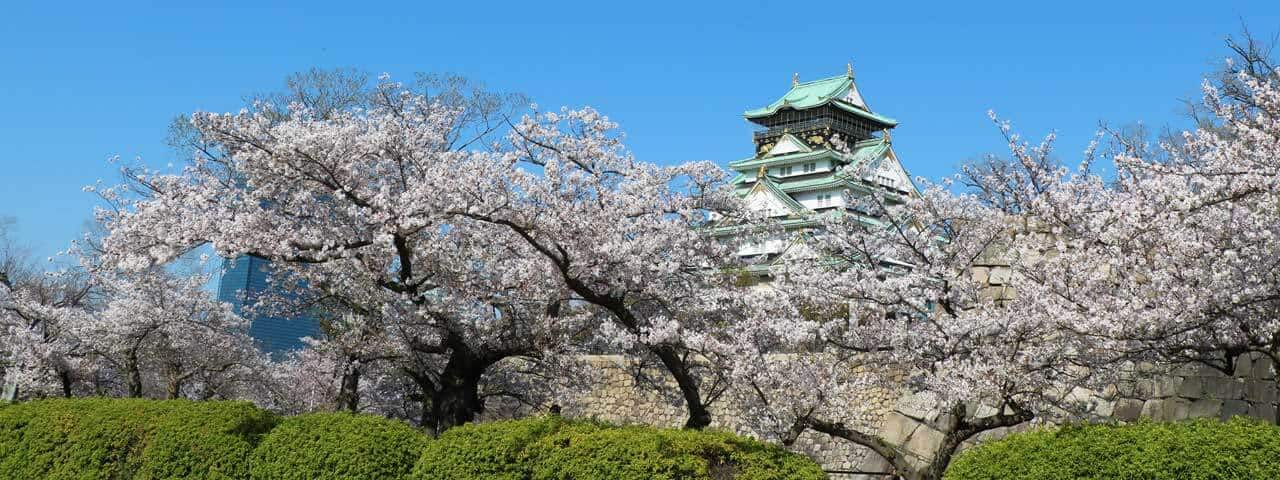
2;1;1278;262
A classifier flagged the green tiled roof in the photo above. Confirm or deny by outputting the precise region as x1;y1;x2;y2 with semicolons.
743;75;898;126
776;175;853;193
846;137;892;167
728;136;890;172
728;149;841;170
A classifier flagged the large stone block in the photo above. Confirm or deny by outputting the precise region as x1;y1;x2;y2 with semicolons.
987;266;1011;285
1177;377;1203;398
1143;398;1190;421
894;393;935;422
1113;399;1144;421
905;425;945;458
1254;357;1275;380
1222;399;1251;420
1134;379;1155;398
1114;380;1137;398
1093;398;1114;418
856;450;892;474
1187;398;1222;419
1153;377;1183;398
1235;354;1254;378
1140;399;1163;420
1176;362;1225;377
1250;402;1277;422
880;412;920;447
970;266;990;285
1247;380;1277;404
1098;384;1120;400
1203;376;1245;400
1163;398;1192;421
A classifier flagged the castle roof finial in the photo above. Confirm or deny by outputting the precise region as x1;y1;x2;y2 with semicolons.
792;72;799;87
757;165;767;179
847;61;854;79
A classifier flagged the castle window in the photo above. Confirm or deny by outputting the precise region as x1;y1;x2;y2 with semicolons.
804;162;817;173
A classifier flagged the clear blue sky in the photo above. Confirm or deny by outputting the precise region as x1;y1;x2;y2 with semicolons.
2;1;1278;262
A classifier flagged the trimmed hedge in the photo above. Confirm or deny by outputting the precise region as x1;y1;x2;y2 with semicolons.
946;418;1280;480
413;416;561;480
0;398;277;479
0;400;825;479
413;416;825;480
250;412;427;480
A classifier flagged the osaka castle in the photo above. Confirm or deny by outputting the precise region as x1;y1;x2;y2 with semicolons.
726;66;919;272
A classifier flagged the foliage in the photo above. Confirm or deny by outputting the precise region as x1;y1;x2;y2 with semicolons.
413;416;824;480
94;72;752;432
250;412;427;480
0;398;276;479
946;418;1280;480
413;416;564;480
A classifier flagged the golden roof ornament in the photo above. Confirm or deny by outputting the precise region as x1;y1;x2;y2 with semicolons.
757;165;767;179
882;128;892;144
847;61;854;79
792;72;799;87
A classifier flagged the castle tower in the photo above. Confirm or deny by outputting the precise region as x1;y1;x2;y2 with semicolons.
727;67;919;265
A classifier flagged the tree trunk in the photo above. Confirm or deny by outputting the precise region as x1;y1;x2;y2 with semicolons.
1267;351;1280;425
804;401;1033;480
426;342;488;436
163;363;183;400
652;345;712;429
918;402;1034;480
166;376;182;400
125;352;143;398
429;376;483;436
578;285;713;430
58;369;73;398
335;362;360;412
920;434;966;480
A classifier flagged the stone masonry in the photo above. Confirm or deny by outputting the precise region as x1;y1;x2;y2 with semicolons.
558;352;1277;477
552;263;1279;476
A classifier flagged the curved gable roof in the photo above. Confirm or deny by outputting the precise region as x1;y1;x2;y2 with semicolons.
743;75;898;127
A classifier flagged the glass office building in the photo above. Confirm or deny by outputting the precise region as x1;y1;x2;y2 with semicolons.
217;255;320;356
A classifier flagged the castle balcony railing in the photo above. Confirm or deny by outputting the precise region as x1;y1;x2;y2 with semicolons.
753;117;874;142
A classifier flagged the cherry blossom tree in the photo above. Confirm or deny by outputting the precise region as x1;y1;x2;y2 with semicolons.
1009;72;1280;424
451;107;752;429
0;226;95;400
726;125;1128;479
72;269;260;399
94;77;591;433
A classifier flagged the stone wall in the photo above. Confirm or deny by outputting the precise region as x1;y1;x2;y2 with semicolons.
558;353;1278;477
560;355;899;474
553;263;1278;476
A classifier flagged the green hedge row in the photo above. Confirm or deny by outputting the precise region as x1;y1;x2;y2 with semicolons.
0;398;277;479
946;417;1280;480
0;399;823;480
415;416;825;480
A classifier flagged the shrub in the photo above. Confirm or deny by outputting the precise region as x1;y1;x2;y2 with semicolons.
250;412;427;480
135;401;279;479
0;398;276;479
413;416;825;480
413;416;567;480
946;417;1280;480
